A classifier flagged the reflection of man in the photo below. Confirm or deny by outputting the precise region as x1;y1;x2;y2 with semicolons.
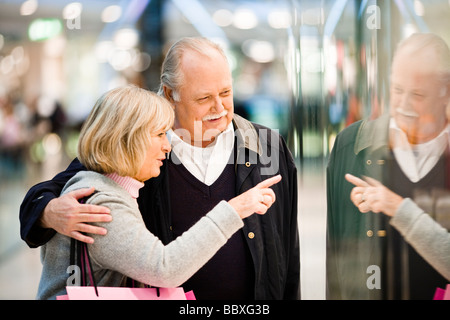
326;33;450;300
20;37;300;300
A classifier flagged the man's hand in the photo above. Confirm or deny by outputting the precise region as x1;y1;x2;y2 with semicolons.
40;187;112;244
228;175;281;219
345;173;404;217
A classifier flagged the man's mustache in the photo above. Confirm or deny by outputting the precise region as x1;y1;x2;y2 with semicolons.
202;110;228;121
396;108;419;118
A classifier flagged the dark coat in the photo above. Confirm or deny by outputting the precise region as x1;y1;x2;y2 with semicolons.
326;114;390;300
20;114;300;300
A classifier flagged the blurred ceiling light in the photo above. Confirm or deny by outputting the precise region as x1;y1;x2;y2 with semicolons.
268;10;291;29
212;9;234;27
20;0;38;16
132;52;151;72
11;46;25;63
113;28;139;49
95;40;114;63
0;55;14;74
102;5;122;23
413;0;425;16
63;2;83;20
37;96;56;117
108;49;132;71
403;23;417;38
42;133;62;156
242;40;275;63
233;8;258;30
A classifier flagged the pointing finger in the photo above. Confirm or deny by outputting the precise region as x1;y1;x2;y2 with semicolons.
257;175;282;189
345;174;369;187
362;175;383;187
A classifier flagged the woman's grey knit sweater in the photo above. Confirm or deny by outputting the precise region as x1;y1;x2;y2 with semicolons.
390;198;450;281
36;171;243;300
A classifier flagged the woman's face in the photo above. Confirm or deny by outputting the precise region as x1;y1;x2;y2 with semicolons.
134;130;171;181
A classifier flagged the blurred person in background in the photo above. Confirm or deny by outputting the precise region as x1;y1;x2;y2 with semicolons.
0;94;26;177
20;37;300;300
326;33;450;300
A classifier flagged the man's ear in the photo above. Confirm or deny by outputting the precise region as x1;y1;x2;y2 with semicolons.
163;86;176;107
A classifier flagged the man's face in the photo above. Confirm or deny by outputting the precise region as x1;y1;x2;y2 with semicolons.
390;50;449;144
170;48;234;147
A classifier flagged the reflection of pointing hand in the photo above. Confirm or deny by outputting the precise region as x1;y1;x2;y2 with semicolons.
345;173;404;217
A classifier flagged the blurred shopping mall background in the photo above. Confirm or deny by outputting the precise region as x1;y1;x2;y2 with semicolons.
0;0;449;299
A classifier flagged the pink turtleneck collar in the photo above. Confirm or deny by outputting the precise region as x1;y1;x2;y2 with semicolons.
103;173;144;199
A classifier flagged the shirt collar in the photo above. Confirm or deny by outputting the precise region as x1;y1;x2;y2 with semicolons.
354;113;390;155
167;122;235;185
232;114;262;156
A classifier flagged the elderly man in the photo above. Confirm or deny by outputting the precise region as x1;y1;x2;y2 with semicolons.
20;37;300;300
326;33;450;300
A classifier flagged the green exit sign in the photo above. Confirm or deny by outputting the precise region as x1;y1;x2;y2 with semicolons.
28;18;63;41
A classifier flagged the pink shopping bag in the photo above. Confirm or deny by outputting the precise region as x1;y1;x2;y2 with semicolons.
433;284;450;300
57;286;196;300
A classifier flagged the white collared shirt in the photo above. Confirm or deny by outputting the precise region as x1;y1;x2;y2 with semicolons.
167;122;235;186
390;118;450;183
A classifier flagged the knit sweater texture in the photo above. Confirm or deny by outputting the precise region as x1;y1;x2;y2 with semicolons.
390;198;450;281
36;171;243;300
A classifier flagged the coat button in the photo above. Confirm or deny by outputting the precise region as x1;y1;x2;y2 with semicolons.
248;232;255;239
366;160;372;165
377;230;386;237
245;162;251;167
366;230;373;237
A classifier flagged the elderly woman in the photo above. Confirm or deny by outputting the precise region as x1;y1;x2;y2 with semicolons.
36;85;280;299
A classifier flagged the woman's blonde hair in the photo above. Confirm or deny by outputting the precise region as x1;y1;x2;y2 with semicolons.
78;85;174;177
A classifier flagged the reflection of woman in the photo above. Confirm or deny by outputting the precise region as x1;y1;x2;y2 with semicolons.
36;85;281;299
346;173;450;281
